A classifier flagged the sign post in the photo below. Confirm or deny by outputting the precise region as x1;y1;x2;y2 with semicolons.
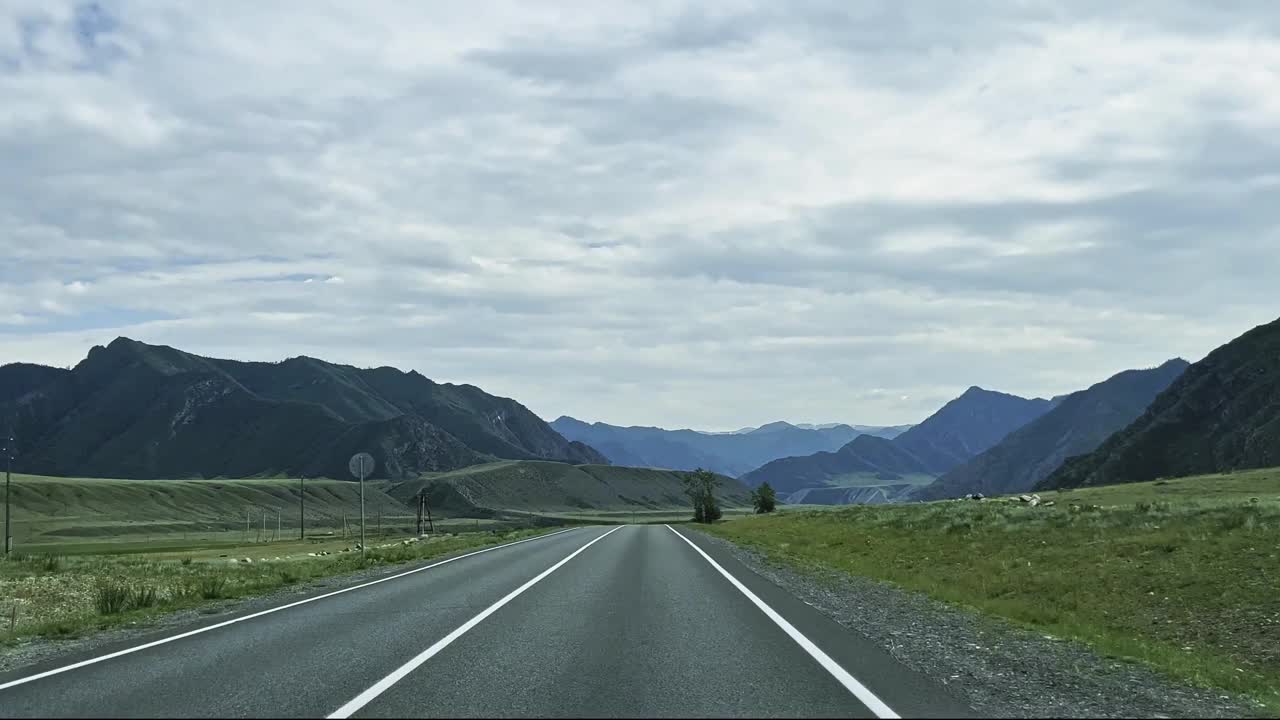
348;453;375;561
3;433;12;556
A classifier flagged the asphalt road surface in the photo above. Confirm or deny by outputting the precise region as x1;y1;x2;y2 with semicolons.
0;525;976;718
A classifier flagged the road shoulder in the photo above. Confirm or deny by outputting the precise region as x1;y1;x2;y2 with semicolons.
688;528;1266;719
0;528;581;681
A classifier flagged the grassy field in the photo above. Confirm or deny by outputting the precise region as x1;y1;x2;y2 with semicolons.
0;526;561;647
0;473;418;550
388;460;752;514
513;507;757;524
704;467;1280;714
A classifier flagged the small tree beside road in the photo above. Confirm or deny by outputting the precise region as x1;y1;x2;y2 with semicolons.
751;482;777;514
683;468;723;523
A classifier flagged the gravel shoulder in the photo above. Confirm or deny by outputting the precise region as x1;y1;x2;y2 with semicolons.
693;529;1268;719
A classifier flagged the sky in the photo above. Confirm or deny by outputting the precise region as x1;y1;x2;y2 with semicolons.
2;1;1279;431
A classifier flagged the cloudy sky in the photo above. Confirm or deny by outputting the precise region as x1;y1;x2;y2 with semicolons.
2;1;1278;430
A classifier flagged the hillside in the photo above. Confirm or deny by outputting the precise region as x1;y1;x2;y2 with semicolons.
550;417;905;477
0;337;606;480
739;387;1054;502
917;359;1189;499
386;460;751;515
3;473;409;547
1042;316;1280;489
892;387;1056;474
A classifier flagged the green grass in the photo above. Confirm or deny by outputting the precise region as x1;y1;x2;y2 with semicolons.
703;467;1280;714
0;526;560;647
389;461;753;515
0;473;412;551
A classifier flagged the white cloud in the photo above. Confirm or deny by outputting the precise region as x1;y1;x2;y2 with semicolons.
1;1;1279;429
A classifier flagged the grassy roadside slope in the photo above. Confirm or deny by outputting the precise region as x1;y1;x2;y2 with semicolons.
1;474;410;550
703;468;1280;713
1;527;561;648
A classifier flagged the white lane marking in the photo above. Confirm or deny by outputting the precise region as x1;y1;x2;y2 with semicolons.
666;525;900;720
328;525;624;719
0;527;580;692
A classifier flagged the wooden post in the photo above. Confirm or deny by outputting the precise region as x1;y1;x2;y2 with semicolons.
245;508;250;543
425;496;434;534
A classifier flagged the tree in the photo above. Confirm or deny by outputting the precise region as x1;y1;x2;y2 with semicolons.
751;482;777;514
682;468;723;524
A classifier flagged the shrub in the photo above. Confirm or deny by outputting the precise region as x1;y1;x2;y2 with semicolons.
134;585;159;609
95;582;133;615
197;575;229;599
40;554;63;572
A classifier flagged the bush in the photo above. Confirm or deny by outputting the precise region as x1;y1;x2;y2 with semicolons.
197;575;229;599
95;582;133;615
40;554;63;572
134;585;159;609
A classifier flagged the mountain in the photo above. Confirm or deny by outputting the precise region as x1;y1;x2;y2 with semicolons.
739;434;933;494
549;417;908;477
915;359;1190;499
739;387;1055;502
0;337;607;480
1041;317;1280;490
892;387;1057;474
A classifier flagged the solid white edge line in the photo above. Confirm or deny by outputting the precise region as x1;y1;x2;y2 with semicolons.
327;525;624;719
665;525;900;720
0;526;581;692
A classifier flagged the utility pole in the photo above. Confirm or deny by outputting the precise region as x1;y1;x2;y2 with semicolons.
299;476;305;540
260;509;266;543
424;495;434;534
276;510;281;541
358;458;366;560
346;452;374;561
245;508;250;543
4;432;13;556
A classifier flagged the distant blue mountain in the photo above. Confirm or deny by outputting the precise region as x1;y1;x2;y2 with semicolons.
549;417;909;478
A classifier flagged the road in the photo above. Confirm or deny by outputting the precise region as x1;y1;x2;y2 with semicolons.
0;525;975;718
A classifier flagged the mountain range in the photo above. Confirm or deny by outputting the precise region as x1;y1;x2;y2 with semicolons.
914;359;1190;500
1;337;606;480
1041;316;1280;489
549;417;909;478
739;387;1058;501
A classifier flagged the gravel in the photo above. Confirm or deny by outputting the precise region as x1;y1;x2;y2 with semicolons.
693;530;1267;719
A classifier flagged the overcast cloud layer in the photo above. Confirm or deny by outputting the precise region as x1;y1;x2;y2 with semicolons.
2;1;1279;429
